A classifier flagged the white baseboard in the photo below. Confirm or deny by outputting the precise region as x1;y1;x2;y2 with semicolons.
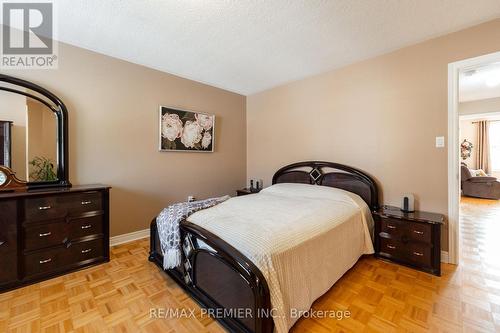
441;251;449;263
110;228;149;246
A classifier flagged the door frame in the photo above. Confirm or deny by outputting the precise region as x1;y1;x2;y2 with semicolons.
447;51;500;265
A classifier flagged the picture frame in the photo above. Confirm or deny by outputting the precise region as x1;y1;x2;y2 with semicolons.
158;106;215;152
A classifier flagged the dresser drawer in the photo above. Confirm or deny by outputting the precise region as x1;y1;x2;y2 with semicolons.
24;192;103;223
65;192;102;215
71;239;104;263
408;222;432;243
0;201;18;284
24;221;68;251
407;243;432;267
380;218;408;238
24;238;104;277
379;238;405;258
24;247;67;277
24;196;67;222
68;214;103;240
0;201;17;255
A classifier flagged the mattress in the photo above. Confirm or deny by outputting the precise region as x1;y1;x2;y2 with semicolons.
187;183;374;333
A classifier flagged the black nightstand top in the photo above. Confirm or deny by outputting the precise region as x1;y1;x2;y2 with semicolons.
373;205;445;225
236;188;261;196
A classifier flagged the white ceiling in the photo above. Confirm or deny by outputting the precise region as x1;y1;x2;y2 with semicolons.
54;0;500;95
460;62;500;102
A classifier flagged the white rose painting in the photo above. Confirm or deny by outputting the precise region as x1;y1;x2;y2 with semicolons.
159;106;215;152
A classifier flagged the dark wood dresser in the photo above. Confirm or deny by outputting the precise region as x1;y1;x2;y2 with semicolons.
0;185;110;291
373;205;444;276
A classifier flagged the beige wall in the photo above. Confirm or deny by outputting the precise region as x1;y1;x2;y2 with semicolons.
0;90;27;179
4;42;246;236
247;19;500;251
459;96;500;115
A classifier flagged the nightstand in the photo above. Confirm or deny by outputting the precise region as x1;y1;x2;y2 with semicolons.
236;188;261;196
373;205;444;276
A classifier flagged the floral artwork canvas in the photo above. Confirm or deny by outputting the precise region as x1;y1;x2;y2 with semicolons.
159;106;215;152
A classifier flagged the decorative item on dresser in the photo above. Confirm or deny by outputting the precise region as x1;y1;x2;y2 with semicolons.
0;185;110;291
373;205;444;276
236;187;262;196
0;74;111;291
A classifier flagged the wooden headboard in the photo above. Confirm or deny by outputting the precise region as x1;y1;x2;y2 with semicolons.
272;161;379;211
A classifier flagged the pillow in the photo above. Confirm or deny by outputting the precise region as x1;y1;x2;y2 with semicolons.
260;183;366;207
469;169;487;177
261;183;346;199
261;183;373;236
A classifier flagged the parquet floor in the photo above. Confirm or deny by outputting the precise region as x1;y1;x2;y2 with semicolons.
0;239;226;333
292;197;500;332
0;197;499;332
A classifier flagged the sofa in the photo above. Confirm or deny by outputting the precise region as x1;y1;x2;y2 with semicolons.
461;164;500;200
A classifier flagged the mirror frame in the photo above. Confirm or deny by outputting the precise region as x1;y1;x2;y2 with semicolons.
0;74;71;189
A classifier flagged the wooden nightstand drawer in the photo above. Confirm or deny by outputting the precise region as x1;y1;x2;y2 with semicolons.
408;223;432;243
379;238;405;258
380;218;407;238
407;243;432;267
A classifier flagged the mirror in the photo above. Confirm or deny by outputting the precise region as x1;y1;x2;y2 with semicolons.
0;75;70;189
0;90;58;183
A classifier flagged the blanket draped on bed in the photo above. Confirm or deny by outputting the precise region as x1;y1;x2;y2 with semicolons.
156;195;230;269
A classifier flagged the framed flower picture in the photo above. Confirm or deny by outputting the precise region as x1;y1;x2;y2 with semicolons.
159;106;215;152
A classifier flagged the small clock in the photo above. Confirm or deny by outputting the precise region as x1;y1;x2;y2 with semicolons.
0;166;27;191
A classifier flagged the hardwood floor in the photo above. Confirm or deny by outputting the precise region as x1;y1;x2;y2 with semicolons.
0;239;226;333
1;199;500;332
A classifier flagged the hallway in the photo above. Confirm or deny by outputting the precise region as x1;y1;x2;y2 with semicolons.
457;197;500;331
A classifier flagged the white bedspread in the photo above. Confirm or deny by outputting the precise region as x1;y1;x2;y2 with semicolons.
187;183;374;333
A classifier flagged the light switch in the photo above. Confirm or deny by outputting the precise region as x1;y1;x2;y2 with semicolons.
435;136;445;148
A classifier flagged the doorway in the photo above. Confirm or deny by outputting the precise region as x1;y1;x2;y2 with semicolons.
448;51;500;265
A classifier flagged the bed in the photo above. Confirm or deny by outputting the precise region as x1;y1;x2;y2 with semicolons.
149;161;379;333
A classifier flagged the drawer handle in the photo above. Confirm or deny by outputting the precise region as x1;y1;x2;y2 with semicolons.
39;206;52;210
387;225;396;229
413;230;424;235
39;232;52;237
0;241;4;246
81;225;92;229
39;258;52;264
387;245;396;249
81;248;92;254
413;251;424;256
81;201;92;205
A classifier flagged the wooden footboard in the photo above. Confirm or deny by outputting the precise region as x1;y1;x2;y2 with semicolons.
149;219;273;333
